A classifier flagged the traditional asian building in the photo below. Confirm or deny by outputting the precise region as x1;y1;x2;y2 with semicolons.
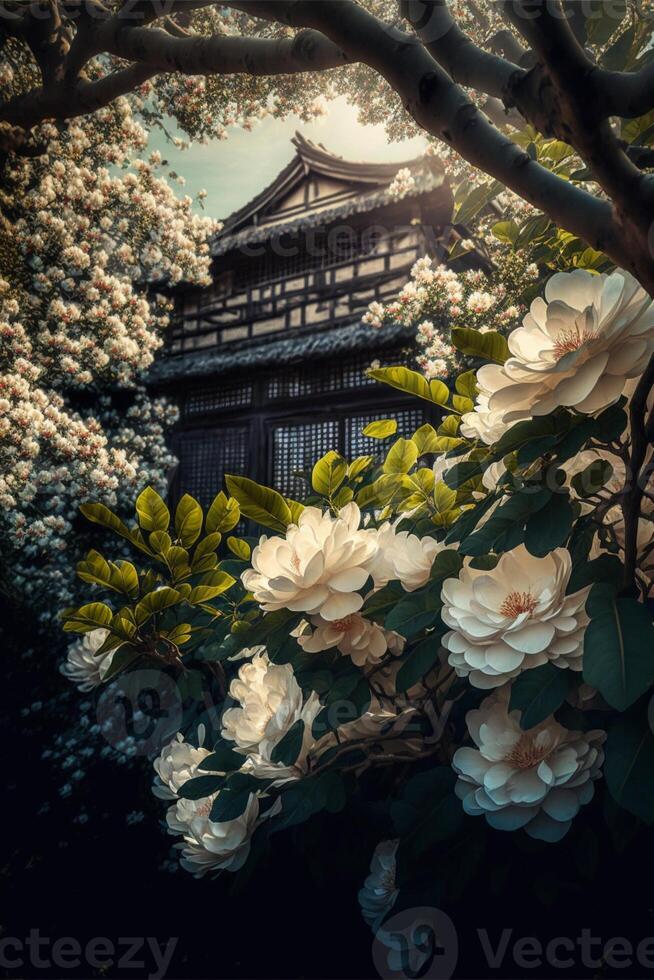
149;133;454;504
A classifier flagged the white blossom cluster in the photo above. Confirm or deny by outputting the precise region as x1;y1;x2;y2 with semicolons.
0;92;216;619
387;167;416;199
363;255;538;379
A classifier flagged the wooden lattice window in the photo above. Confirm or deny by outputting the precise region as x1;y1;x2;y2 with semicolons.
345;407;427;459
184;381;254;418
177;426;250;506
271;418;340;499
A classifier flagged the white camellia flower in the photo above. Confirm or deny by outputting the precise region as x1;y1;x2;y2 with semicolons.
60;628;113;691
477;269;654;424
242;502;378;620
295;613;404;666
369;524;444;592
442;544;590;689
461;387;512;445
153;729;264;877
153;728;211;800
168;792;261;878
221;650;321;782
359;839;400;932
453;687;605;842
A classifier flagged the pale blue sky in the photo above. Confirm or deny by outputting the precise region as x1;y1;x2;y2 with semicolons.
150;97;427;221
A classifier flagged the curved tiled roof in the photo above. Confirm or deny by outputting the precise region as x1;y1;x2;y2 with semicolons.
213;162;449;256
213;131;449;256
149;320;411;384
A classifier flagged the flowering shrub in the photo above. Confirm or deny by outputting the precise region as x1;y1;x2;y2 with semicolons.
64;267;654;924
0;92;216;621
363;252;540;379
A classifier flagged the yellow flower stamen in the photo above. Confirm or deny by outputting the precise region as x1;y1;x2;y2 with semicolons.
500;591;537;618
504;733;551;769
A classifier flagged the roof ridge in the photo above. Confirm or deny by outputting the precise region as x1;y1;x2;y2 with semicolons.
218;131;438;238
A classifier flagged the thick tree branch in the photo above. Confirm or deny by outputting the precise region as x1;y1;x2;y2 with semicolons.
95;22;348;76
0;61;157;128
246;1;629;274
398;0;523;100
596;63;654;119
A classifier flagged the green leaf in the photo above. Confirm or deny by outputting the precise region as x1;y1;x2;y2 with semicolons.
62;601;114;633
312;450;347;496
188;570;235;604
198;741;244;773
455;370;478;399
567;554;624;594
396;636;442;692
429;548;464;581
191;533;222;572
271;771;345;831
206;491;240;534
605;707;654;823
136;486;170;533
209;788;253;822
362;418;397;439
429;379;450;406
383;437;418;475
149;530;172;555
493;415;570;457
571;459;613;498
452;394;474;414
492;220;519;245
451;327;509;364
80;502;153;556
227;536;251;560
348;455;374;480
385;584;442;638
443;459;483;489
396;768;464;877
270;719;305;766
177;774;224;800
226;475;291;532
583;584;654;711
524;491;574;556
134;586;182;625
368;365;431;402
412;423;440;455
458;488;550;557
174;494;203;547
509;663;571;730
434;480;457;517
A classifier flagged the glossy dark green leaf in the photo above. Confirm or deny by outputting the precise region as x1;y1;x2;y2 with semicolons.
396;636;442;692
524;491;574;556
583;584;654;710
509;662;571;730
270;719;305;766
605;707;654;823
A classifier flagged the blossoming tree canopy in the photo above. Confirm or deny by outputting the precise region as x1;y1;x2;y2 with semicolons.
63;263;654;917
0;78;216;619
6;0;654;293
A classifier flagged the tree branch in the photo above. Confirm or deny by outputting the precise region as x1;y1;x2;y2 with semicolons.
622;354;654;593
398;0;524;100
251;0;626;271
596;63;654;120
95;22;348;76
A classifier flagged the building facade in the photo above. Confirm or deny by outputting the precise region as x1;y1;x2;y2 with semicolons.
150;133;454;505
